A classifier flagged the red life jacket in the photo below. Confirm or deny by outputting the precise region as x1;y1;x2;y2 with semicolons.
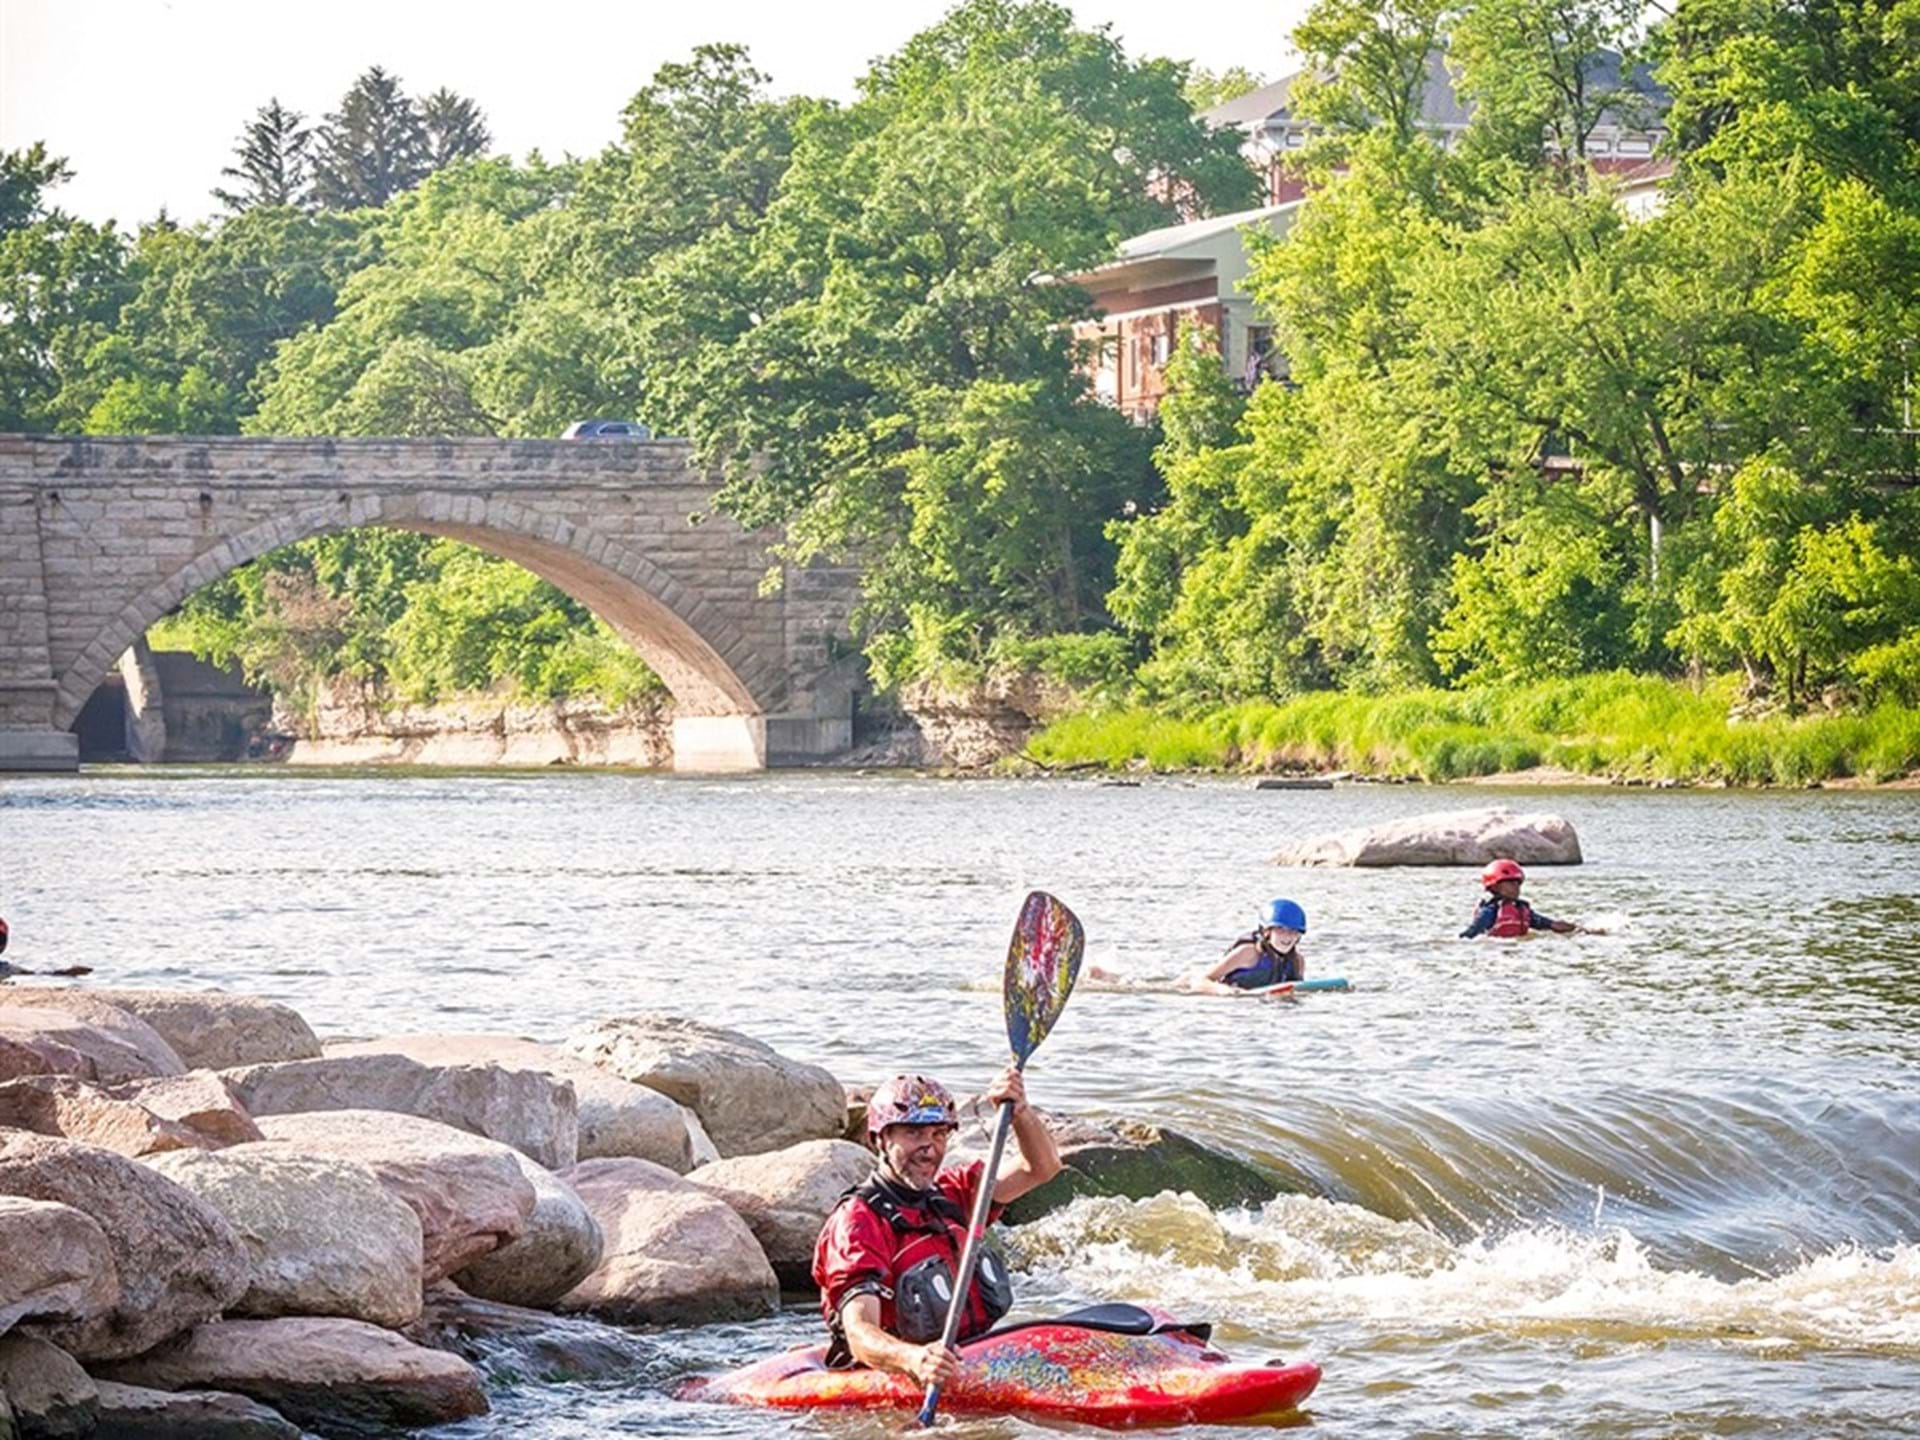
827;1175;1013;1358
1488;897;1535;938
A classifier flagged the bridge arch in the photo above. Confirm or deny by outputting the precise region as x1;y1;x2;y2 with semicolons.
0;435;859;773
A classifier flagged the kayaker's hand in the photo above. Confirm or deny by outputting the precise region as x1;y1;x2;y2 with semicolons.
1554;921;1578;934
985;1064;1028;1116
908;1341;962;1389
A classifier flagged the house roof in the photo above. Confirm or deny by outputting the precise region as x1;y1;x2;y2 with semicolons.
1111;202;1301;263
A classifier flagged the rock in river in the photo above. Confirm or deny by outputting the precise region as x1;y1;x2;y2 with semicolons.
686;1139;874;1290
141;1149;425;1329
248;1111;534;1286
0;1195;118;1337
90;1380;301;1440
0;999;182;1085
948;1100;1281;1225
1272;805;1583;867
450;1152;602;1309
0;1133;247;1361
221;1054;578;1170
556;1157;778;1325
0;1333;95;1439
28;989;320;1072
324;1032;692;1170
0;1076;216;1159
94;1317;487;1439
564;1014;844;1159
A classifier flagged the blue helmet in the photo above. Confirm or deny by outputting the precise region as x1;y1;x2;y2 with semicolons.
1260;898;1307;933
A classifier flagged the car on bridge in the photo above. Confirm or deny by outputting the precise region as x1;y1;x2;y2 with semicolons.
562;419;652;439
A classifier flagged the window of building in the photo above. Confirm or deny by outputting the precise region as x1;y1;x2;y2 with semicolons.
1151;332;1171;368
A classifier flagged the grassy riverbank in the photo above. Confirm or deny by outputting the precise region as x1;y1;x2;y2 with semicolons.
1023;674;1920;785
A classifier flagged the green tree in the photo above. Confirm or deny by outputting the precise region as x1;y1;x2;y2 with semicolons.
639;0;1255;681
420;88;492;170
0;148;127;430
1182;65;1266;112
310;67;431;209
214;99;314;212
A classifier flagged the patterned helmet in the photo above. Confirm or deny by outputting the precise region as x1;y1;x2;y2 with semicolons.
867;1074;958;1139
1482;858;1526;887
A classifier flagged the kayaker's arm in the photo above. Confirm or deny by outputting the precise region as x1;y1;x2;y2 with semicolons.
984;1065;1062;1204
839;1294;960;1386
1182;945;1257;996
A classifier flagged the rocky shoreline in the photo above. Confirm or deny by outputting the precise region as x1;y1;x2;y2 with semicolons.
0;987;1281;1437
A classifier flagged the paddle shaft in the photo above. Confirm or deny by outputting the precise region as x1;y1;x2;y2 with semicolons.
915;1079;1019;1427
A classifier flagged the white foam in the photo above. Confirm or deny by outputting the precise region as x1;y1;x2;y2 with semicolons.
1010;1193;1920;1351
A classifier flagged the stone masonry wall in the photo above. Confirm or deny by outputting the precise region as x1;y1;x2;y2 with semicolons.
0;435;859;766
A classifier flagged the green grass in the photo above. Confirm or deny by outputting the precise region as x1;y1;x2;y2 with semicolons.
1024;673;1920;785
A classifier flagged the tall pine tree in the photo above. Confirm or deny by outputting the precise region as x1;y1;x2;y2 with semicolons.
420;88;492;170
309;67;430;209
213;99;313;212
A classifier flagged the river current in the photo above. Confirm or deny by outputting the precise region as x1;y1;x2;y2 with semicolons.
3;770;1917;1438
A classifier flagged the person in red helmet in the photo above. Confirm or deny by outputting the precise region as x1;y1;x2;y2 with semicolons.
1461;859;1579;938
811;1067;1062;1386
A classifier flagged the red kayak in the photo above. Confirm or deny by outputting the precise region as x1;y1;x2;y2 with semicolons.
679;1306;1320;1428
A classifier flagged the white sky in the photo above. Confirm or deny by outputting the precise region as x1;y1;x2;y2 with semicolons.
1;0;1308;227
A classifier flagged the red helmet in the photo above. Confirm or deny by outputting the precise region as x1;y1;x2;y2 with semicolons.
0;915;8;954
1481;859;1526;887
866;1074;958;1140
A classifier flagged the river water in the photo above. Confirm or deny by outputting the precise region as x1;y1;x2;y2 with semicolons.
3;770;1917;1437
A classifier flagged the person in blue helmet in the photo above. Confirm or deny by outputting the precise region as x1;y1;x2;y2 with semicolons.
1182;899;1308;994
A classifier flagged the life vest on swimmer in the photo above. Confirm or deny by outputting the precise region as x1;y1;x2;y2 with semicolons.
830;1175;1013;1352
1223;931;1302;988
1487;898;1535;938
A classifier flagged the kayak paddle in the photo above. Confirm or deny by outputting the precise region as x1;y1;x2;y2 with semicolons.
916;890;1083;1429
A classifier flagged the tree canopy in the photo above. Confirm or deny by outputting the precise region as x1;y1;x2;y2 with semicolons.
6;0;1918;721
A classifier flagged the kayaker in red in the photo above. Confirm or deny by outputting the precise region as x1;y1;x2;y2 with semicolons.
812;1068;1063;1389
1461;859;1580;938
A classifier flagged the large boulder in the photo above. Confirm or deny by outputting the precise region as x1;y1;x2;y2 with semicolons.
563;1015;844;1158
222;1054;577;1170
404;1286;655;1385
556;1158;778;1325
0;1009;95;1085
0;1333;95;1439
0;1134;247;1361
106;1074;261;1148
325;1033;694;1170
450;1154;600;1309
249;1111;534;1285
0;1197;118;1337
1272;806;1583;867
95;1317;487;1438
948;1100;1281;1225
18;990;319;1072
90;1380;301;1440
0;1077;213;1159
0;994;184;1081
141;1150;424;1329
686;1139;874;1290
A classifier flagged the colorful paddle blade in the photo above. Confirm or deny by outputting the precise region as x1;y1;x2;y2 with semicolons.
1004;891;1084;1065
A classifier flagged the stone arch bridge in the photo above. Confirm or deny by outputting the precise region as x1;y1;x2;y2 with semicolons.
0;435;862;772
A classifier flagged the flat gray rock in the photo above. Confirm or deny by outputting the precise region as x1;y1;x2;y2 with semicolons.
1273;806;1583;867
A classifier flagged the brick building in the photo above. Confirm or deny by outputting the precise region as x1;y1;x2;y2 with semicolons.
1064;51;1672;421
1066;202;1299;423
